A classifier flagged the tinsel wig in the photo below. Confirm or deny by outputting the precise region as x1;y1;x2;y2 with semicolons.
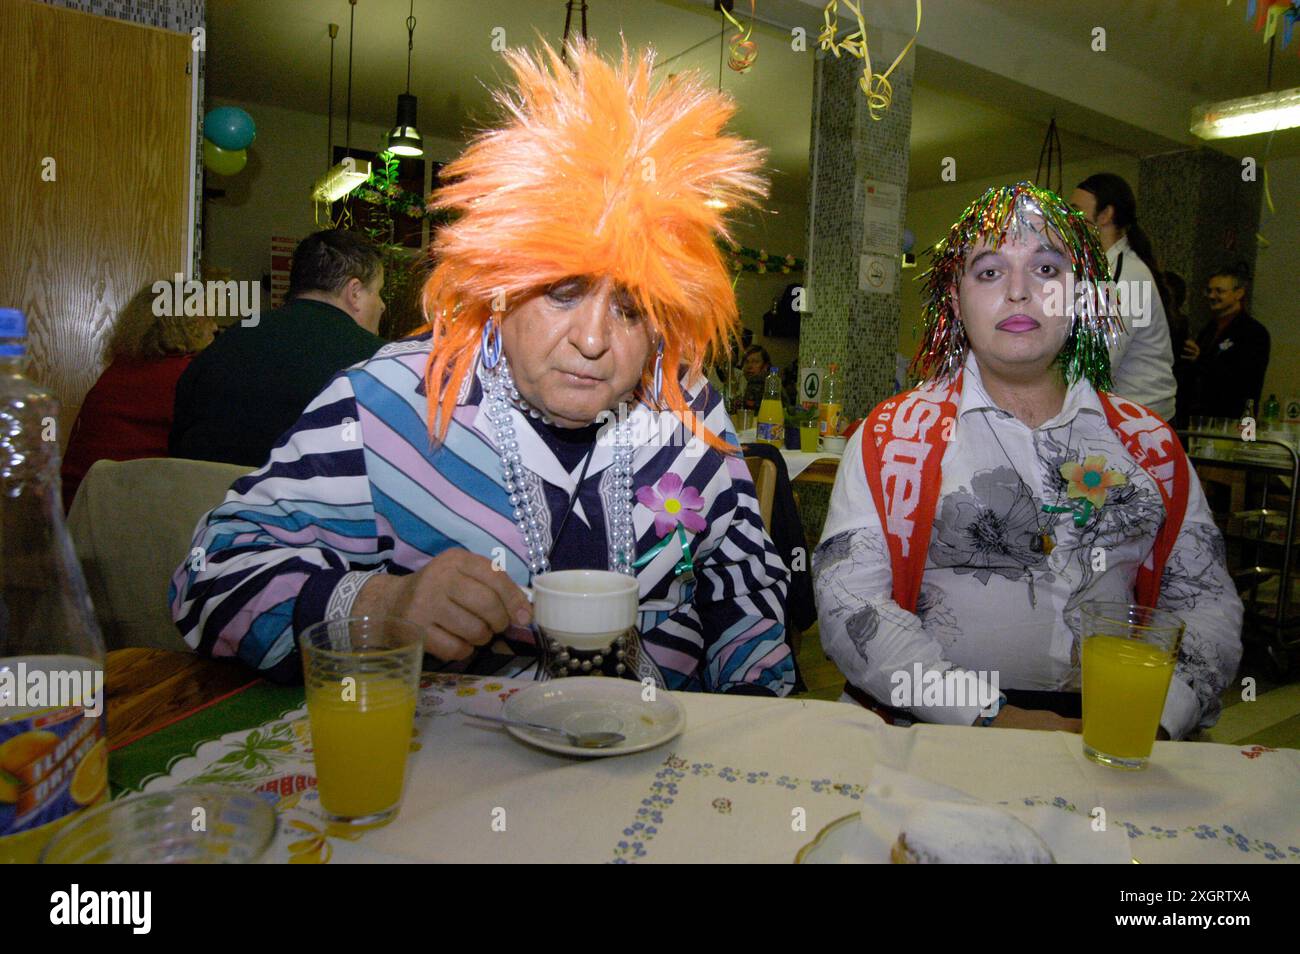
420;40;768;449
911;181;1120;391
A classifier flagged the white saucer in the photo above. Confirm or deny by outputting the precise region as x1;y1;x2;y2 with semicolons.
501;677;685;757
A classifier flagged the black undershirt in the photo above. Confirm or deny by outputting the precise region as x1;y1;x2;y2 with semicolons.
522;415;610;571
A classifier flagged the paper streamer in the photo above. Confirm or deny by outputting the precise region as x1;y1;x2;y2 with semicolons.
818;0;922;120
721;0;758;73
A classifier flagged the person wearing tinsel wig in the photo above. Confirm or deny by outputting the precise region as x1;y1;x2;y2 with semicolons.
170;42;795;694
813;182;1241;736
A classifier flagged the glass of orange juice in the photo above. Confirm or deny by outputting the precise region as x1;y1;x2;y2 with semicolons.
300;617;423;826
1080;602;1185;770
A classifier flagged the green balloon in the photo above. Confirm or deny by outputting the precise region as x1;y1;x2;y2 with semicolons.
203;139;247;176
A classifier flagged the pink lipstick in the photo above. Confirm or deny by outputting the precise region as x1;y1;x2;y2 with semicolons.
996;315;1040;333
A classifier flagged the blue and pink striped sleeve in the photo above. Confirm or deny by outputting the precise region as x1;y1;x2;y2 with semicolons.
169;372;383;681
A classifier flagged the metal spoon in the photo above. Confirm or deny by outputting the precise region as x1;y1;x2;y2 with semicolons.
468;713;625;749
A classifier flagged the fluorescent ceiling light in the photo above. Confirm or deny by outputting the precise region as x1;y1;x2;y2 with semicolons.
1191;87;1300;139
311;158;372;202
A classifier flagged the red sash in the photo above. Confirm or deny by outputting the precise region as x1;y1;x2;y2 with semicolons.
860;374;1188;613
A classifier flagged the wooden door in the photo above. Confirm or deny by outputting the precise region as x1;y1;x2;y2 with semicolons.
0;0;192;440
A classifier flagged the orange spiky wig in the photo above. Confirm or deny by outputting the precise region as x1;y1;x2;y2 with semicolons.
421;40;768;450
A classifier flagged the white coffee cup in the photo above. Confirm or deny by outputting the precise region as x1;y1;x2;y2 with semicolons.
522;570;640;651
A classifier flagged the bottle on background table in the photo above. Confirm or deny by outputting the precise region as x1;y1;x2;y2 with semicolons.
756;366;785;446
1263;394;1280;424
0;309;108;863
818;362;843;437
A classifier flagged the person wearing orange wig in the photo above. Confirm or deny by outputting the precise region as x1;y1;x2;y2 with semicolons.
171;42;795;696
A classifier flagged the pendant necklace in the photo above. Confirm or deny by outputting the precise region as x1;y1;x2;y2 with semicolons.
980;413;1072;556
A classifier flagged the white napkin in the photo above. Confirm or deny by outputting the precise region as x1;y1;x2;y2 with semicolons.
806;765;1131;864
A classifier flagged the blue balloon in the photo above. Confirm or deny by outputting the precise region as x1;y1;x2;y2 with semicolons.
204;106;256;151
902;228;916;254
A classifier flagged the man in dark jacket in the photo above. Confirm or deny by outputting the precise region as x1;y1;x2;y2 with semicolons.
170;230;387;466
1182;263;1270;420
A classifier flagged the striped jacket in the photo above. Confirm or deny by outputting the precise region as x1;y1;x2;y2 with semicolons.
170;336;795;694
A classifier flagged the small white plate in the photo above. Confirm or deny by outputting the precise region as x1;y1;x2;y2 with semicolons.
501;677;685;758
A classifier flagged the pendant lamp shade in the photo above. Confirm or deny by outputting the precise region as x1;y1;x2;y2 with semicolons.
388;92;423;157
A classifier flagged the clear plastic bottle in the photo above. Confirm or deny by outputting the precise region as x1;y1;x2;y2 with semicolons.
756;367;785;446
818;362;843;437
0;308;108;863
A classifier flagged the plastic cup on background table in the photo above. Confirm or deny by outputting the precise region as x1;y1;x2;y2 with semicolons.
799;419;820;453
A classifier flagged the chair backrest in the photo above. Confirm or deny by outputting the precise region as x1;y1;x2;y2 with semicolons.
66;458;252;651
743;455;777;531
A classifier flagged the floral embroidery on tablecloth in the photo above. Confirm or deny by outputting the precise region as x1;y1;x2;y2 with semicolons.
185;720;302;786
1241;745;1277;760
1004;796;1300;862
611;753;865;862
278;790;374;864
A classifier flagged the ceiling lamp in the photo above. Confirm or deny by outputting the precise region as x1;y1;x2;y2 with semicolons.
387;0;424;156
1191;86;1300;139
311;158;372;202
312;1;369;204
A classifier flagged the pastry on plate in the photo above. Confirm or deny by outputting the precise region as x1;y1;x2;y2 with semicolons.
890;801;1055;864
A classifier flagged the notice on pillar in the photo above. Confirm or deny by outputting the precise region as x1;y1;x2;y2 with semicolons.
859;253;896;294
862;179;901;250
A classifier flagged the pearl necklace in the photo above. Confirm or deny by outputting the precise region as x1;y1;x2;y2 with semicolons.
483;356;638;578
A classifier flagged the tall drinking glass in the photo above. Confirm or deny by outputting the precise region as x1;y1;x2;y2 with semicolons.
1080;602;1184;770
300;617;423;826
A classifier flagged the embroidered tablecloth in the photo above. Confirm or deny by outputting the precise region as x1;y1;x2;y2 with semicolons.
109;674;1300;863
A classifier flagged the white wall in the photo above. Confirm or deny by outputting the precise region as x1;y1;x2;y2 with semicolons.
900;156;1142;361
1254;155;1300;414
202;95;462;284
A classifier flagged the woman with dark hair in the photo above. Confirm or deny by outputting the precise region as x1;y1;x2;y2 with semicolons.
815;182;1240;737
740;343;772;411
1070;173;1176;420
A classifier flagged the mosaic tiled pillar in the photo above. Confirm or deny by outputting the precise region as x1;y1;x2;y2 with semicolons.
800;33;914;421
38;0;206;277
1138;149;1261;336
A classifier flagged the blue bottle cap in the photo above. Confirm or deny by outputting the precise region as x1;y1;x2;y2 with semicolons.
0;308;25;338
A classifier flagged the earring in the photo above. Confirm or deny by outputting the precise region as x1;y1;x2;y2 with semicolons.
651;339;664;406
481;318;502;370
